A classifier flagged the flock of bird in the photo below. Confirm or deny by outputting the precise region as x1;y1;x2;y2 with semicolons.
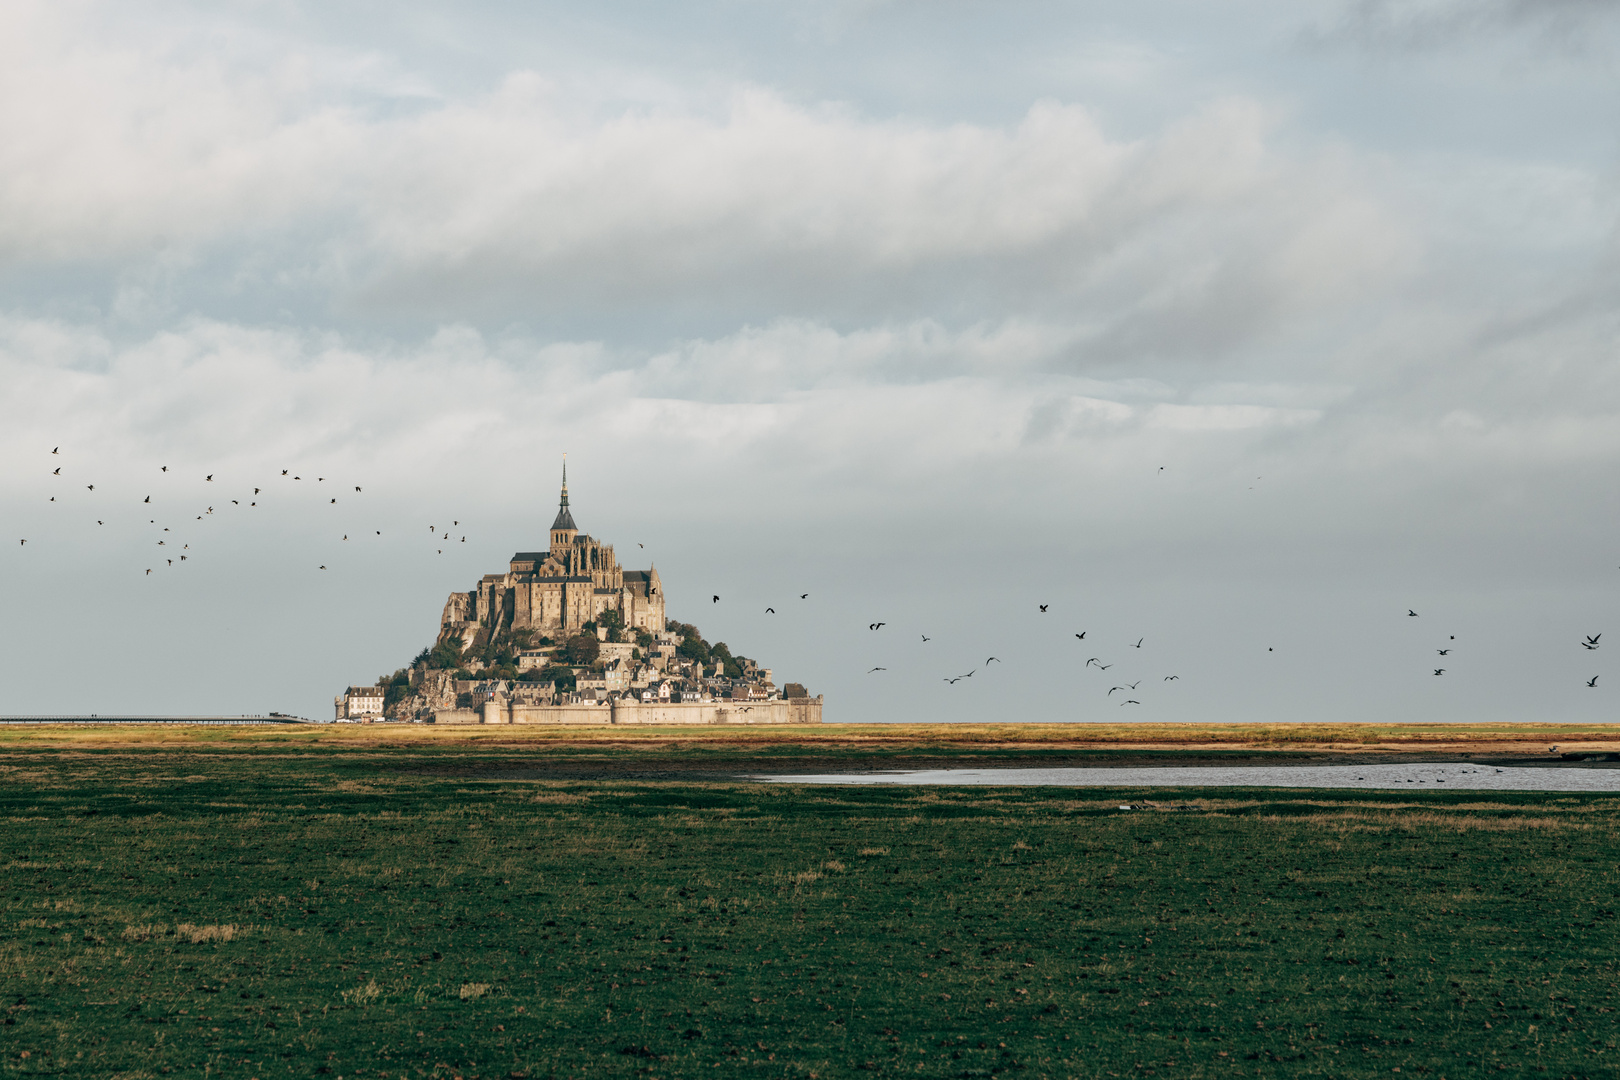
16;446;467;575
18;446;1614;703
1405;608;1603;690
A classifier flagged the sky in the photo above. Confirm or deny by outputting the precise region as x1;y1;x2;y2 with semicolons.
4;0;1620;723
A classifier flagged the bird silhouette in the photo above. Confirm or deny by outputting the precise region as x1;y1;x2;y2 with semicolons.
1075;632;1086;640
869;622;885;630
1107;686;1126;696
205;475;213;482
231;500;238;505
1131;638;1143;648
52;467;59;475
921;635;931;641
51;447;58;454
1120;700;1140;705
355;486;361;492
1127;680;1141;690
18;539;24;546
1039;604;1048;612
867;667;886;673
254;488;260;494
1408;610;1419;617
143;496;150;503
86;485;93;491
985;656;1000;664
800;593;809;599
1434;669;1445;675
1583;642;1599;650
713;595;719;603
332;499;337;505
765;607;775;613
319;565;326;570
145;568;151;574
282;470;288;475
1587;676;1600;687
1097;663;1113;670
1163;675;1179;681
1437;649;1450;655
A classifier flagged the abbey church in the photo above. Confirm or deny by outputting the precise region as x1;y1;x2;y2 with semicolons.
439;463;665;638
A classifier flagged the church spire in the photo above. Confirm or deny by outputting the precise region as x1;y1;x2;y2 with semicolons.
550;455;577;533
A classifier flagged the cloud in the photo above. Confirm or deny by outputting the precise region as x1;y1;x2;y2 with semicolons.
0;3;1414;359
1309;0;1620;53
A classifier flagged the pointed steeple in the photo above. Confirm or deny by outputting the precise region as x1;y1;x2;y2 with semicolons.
551;455;577;532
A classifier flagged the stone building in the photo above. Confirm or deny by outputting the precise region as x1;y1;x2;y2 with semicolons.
334;685;384;721
438;461;665;647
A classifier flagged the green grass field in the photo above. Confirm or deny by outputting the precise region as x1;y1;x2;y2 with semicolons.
1;734;1617;1078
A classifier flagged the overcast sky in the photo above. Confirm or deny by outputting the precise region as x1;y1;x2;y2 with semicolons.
5;0;1620;723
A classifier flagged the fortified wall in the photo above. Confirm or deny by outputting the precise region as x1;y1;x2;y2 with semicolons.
435;696;823;726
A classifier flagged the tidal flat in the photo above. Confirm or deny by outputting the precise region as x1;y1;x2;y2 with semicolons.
0;726;1616;1078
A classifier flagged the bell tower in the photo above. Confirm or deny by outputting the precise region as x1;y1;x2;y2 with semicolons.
549;455;578;557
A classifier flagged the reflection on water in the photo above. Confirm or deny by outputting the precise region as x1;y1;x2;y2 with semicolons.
753;763;1620;792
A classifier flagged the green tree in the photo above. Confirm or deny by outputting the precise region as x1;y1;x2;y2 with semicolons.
561;633;600;666
634;628;654;649
598;609;626;643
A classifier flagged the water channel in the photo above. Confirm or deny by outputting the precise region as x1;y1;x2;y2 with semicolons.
751;762;1620;792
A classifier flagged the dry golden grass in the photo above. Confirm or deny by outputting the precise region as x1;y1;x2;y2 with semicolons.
2;720;1617;762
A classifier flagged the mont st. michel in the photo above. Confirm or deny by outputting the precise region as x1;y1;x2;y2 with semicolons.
337;463;822;725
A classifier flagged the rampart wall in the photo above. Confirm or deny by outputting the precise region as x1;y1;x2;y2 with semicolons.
433;697;822;726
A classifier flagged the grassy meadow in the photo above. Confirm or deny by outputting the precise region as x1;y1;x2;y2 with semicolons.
0;726;1617;1078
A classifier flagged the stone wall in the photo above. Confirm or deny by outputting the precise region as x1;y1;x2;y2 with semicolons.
434;696;823;725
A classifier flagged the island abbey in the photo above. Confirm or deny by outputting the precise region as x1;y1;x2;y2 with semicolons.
335;461;821;725
439;461;665;638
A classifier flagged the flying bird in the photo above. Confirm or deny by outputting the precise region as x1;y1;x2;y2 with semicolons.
985;657;1000;664
921;635;931;642
319;565;326;570
160;466;166;472
1086;658;1102;668
1437;649;1450;655
1434;669;1445;675
354;486;361;492
713;595;720;603
1131;638;1143;648
1408;610;1419;617
17;539;24;546
51;447;58;454
1120;700;1140;706
765;607;774;613
867;667;887;673
1039;604;1048;612
1588;676;1600;687
86;485;93;491
1107;686;1126;696
1163;675;1179;681
869;622;885;629
331;499;336;504
231;500;238;505
637;542;643;548
1075;632;1086;640
52;467;59;475
144;496;150;503
145;568;151;575
800;593;809;599
281;470;288;475
254;488;260;494
1097;663;1113;670
1582;641;1599;651
205;475;212;481
1127;680;1141;690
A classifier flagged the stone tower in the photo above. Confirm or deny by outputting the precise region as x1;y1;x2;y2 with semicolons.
549;457;578;554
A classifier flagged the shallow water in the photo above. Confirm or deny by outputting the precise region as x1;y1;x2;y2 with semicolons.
752;763;1620;792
